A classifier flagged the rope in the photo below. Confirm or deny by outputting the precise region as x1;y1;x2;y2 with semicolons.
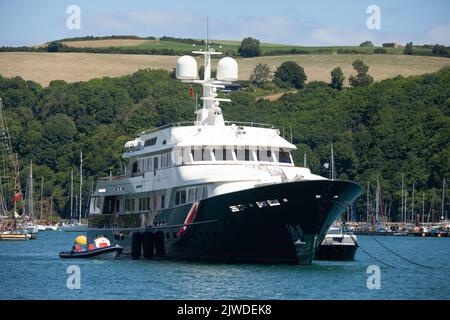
369;236;434;269
342;225;395;268
357;243;395;268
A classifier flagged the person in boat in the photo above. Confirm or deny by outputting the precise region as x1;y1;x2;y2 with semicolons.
72;244;83;252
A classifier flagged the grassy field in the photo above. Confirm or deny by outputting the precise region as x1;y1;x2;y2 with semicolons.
60;38;407;55
61;39;150;48
0;52;448;87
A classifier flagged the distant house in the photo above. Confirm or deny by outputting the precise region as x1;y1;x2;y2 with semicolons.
382;43;403;48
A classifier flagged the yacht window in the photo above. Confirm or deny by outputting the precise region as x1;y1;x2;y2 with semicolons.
132;161;138;173
139;198;143;211
214;147;224;161
235;147;255;161
172;149;182;166
145;137;157;147
192;147;202;161
125;198;134;212
92;196;104;214
161;195;166;209
188;188;195;202
257;148;273;162
146;197;152;210
161;153;169;168
225;148;234;161
142;197;147;211
195;187;203;201
202;187;208;199
153;156;159;170
147;157;153;171
115;199;120;213
175;191;180;206
278;151;292;164
213;147;234;161
182;147;192;164
202;148;213;161
180;190;187;204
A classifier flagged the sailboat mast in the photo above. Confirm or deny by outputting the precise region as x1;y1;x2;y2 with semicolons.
29;160;33;220
411;181;415;223
70;168;73;219
442;178;446;220
40;176;43;220
375;176;380;223
366;182;370;223
401;173;404;223
421;192;425;224
79;150;83;223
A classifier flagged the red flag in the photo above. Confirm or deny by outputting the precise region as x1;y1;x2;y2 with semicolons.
13;193;22;203
188;86;195;97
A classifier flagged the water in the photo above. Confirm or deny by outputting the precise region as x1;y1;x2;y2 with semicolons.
0;232;449;300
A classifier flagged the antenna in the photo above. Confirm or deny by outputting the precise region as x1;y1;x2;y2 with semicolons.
176;19;237;126
206;16;209;51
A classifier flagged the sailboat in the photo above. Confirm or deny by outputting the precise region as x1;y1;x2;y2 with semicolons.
62;151;87;232
24;161;39;234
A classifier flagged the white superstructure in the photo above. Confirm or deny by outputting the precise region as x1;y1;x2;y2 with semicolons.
89;44;324;224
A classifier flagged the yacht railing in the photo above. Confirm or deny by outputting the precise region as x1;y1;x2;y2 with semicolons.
137;121;275;136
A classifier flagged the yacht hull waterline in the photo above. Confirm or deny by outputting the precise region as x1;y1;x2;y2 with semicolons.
88;180;362;264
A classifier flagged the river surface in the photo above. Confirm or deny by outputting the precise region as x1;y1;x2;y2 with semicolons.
0;231;449;299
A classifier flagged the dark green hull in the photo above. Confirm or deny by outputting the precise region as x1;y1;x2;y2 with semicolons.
88;179;362;265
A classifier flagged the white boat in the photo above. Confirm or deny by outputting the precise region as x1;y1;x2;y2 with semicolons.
61;221;87;232
315;226;358;261
45;224;58;231
36;224;47;232
25;224;39;234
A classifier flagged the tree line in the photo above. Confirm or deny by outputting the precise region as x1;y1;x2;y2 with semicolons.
0;65;448;220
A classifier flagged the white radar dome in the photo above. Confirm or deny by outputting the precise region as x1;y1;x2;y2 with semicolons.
176;55;198;80
217;57;238;81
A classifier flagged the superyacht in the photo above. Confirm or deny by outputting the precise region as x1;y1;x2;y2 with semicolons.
87;43;362;264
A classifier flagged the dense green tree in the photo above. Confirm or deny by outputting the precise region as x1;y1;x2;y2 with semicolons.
330;67;345;90
432;44;449;56
273;61;307;89
249;63;271;87
404;42;414;55
238;37;261;58
47;42;64;52
359;41;374;47
349;60;373;87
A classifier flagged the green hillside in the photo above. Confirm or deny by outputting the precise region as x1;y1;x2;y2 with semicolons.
0;67;448;218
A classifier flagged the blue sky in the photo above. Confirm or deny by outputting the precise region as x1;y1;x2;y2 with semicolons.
0;0;449;46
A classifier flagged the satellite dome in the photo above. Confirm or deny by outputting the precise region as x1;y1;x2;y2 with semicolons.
176;55;198;80
217;57;238;81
